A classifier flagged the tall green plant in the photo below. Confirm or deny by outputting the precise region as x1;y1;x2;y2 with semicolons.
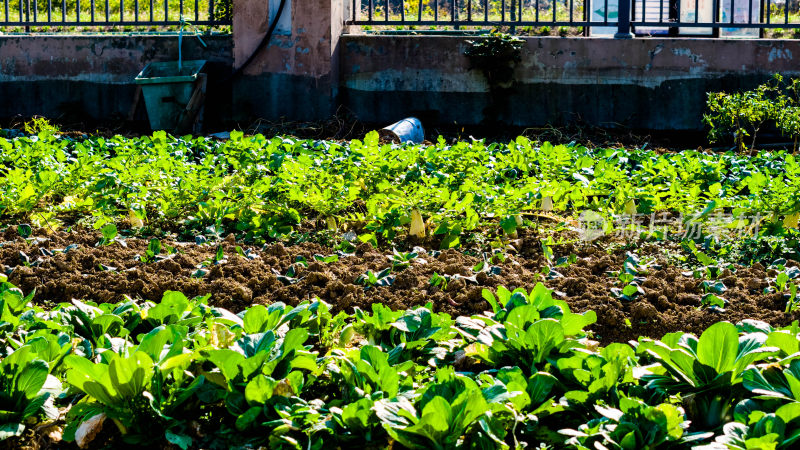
705;74;800;152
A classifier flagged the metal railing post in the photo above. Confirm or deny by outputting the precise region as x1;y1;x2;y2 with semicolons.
615;0;634;37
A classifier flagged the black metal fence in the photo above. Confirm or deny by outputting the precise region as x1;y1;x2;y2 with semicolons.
0;0;231;28
347;0;800;37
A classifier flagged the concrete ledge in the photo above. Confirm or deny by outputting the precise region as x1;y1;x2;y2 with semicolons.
340;35;800;130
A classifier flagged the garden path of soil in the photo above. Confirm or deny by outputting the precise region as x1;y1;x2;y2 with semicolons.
1;228;797;345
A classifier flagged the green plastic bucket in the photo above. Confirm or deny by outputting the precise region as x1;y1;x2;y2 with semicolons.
134;60;207;131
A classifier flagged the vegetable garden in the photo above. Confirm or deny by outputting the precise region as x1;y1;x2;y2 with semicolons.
1;124;800;449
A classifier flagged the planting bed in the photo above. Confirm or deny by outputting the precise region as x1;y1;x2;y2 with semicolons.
2;128;800;449
2;228;798;347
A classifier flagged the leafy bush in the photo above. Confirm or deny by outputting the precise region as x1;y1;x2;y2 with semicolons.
705;74;800;151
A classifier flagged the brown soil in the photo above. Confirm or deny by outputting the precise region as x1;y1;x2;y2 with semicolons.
1;227;796;345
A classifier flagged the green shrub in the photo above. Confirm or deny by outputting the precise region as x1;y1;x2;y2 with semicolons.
705;74;800;152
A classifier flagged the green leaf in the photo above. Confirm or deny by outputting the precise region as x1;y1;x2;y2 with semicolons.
622;284;639;297
101;223;117;241
243;304;269;334
16;224;31;239
696;251;715;266
697;321;738;375
776;402;800;424
701;294;726;309
527;319;566;364
147;291;190;324
440;234;460;249
481;289;499;314
561;310;597;336
165;431;192;450
20;394;48;420
91;314;125;337
207;349;246;382
340;398;374;430
147;239;162;256
500;216;518;235
418;395;451;434
235;406;262;431
244;374;276;406
108;352;154;400
65;355;116;405
15;359;48;400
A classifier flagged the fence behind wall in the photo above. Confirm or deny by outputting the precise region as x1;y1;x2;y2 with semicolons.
347;0;800;37
0;0;231;29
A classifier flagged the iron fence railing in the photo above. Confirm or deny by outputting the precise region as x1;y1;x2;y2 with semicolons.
0;0;230;29
347;0;800;37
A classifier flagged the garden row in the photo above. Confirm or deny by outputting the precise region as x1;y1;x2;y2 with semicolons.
1;128;798;250
1;277;799;449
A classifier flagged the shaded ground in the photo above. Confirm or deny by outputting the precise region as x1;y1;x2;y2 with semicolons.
1;227;796;345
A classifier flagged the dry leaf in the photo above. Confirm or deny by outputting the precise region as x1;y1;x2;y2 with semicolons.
541;196;553;211
624;199;637;215
785;212;799;229
410;209;426;238
75;413;106;449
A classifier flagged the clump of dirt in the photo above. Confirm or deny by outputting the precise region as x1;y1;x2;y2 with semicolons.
1;228;797;345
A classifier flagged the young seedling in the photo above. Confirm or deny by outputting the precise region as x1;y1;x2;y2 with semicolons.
555;253;578;268
234;246;258;260
137;238;162;263
429;272;449;291
680;239;729;279
355;268;394;289
96;223;122;247
499;214;523;238
313;254;339;264
473;258;502;276
294;255;309;268
336;238;357;256
700;293;726;311
18;251;30;267
16;224;31;239
389;250;418;271
98;264;117;272
785;283;799;313
611;283;644;301
776;267;800;292
191;246;226;278
701;280;727;295
274;265;304;285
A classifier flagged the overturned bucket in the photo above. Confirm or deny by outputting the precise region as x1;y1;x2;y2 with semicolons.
378;117;424;144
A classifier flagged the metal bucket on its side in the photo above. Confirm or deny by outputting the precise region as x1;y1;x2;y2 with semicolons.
378;117;424;144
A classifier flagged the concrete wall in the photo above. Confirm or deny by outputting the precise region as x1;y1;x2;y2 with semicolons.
340;35;800;130
0;34;232;126
0;0;344;126
3;22;800;131
231;0;343;121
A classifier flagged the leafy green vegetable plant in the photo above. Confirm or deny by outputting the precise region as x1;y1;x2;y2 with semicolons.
636;322;779;429
0;345;61;440
355;268;394;289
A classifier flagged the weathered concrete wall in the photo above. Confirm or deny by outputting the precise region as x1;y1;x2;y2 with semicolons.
3;28;800;131
340;36;800;130
0;35;232;125
231;0;343;121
